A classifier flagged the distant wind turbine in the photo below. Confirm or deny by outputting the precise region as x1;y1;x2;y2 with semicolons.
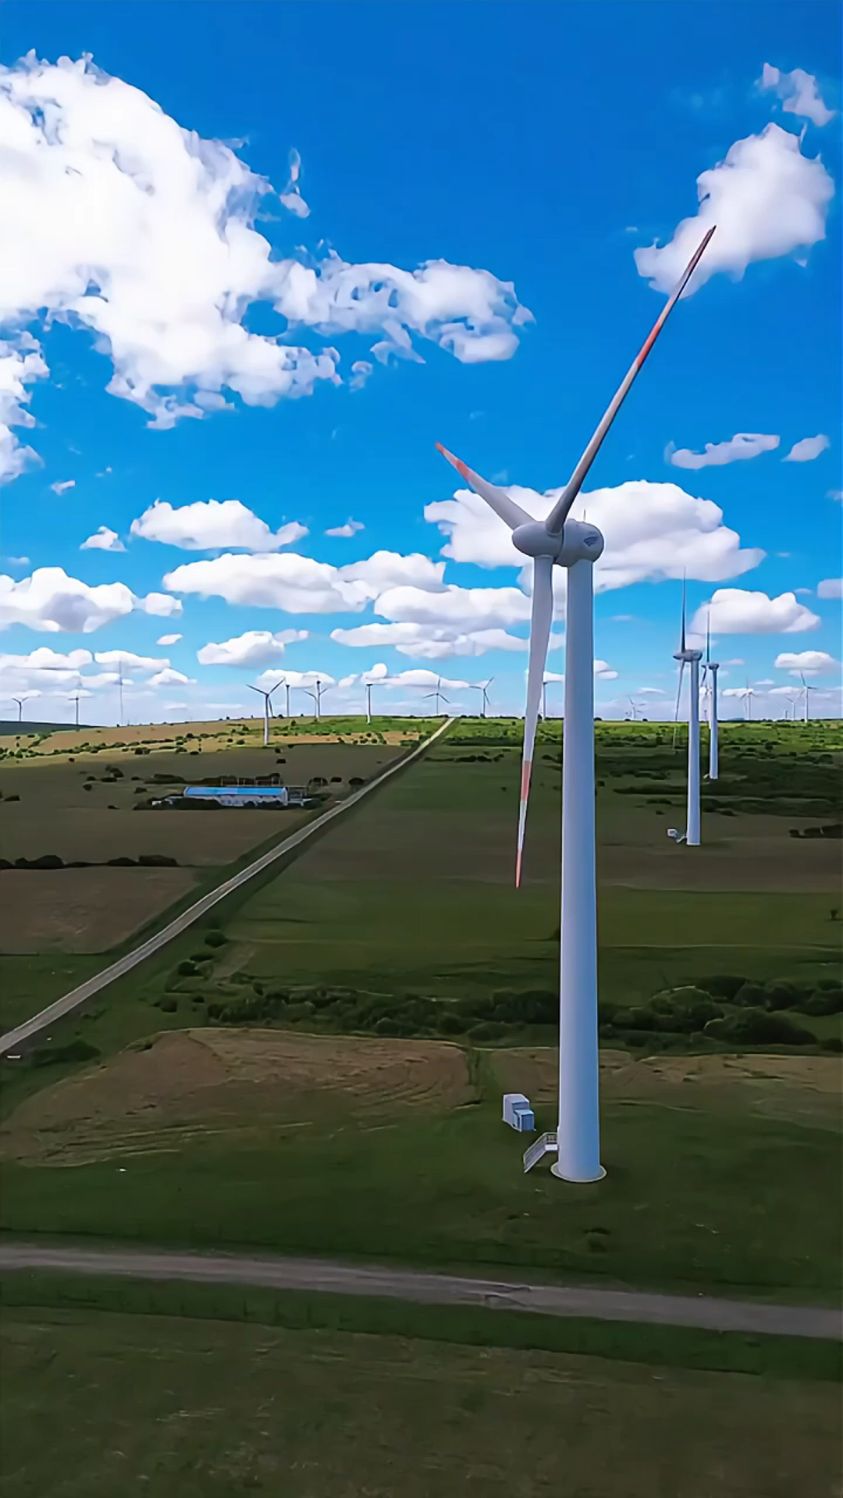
799;672;817;723
248;679;283;746
744;680;756;721
424;678;450;716
12;696;25;724
305;678;331;720
436;224;715;1184
701;609;719;781
670;580;702;847
69;693;81;728
627;697;645;721
471;678;494;718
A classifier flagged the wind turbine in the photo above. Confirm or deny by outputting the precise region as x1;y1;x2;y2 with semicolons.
743;680;756;721
799;672;816;723
701;610;719;781
436;225;715;1184
12;697;25;724
305;678;330;720
626;697;645;721
117;658;124;728
671;581;702;847
471;678;494;718
248;679;283;746
424;678;450;716
69;693;81;729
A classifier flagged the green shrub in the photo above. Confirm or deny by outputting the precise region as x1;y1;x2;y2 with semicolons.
204;930;227;948
158;997;178;1013
704;975;749;1000
820;1036;843;1053
437;1011;468;1035
176;959;197;977
31;1039;100;1068
733;982;768;1008
799;988;843;1016
703;1008;814;1046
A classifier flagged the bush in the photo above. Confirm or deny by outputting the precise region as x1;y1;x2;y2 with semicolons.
158;996;178;1013
820;1036;843;1053
31;1039;100;1068
703;1008;814;1046
763;980;802;1011
703;974;748;1000
437;1011;468;1035
204;930;227;948
733;982;768;1008
138;853;179;867
176;959;197;977
468;1020;509;1041
16;853;65;870
799;988;843;1016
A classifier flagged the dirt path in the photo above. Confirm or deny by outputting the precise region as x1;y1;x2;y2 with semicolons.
1;1242;839;1340
0;719;451;1057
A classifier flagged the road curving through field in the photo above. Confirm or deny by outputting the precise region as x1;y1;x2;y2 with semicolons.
0;718;452;1057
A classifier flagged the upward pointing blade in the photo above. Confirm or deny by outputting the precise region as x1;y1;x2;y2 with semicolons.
516;555;555;888
680;574;687;654
435;444;531;531
705;607;711;665
545;225;716;534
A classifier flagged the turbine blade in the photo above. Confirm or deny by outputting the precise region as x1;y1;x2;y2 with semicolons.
435;443;530;531
705;607;711;665
247;684;262;695
516;555;555;887
680;574;687;653
545;226;716;533
672;659;687;749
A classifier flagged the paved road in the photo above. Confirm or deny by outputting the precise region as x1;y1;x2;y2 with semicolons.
1;1242;839;1340
0;719;451;1057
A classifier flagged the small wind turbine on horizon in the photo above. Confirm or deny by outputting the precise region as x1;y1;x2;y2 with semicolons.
743;679;756;720
471;678;494;718
12;697;25;724
436;224;716;1184
701;609;719;781
69;693;81;728
248;678;283;746
799;671;817;723
670;580;702;848
424;677;450;716
627;697;645;721
305;678;330;720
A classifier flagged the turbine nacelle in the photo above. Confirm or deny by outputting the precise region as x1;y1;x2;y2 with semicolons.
511;518;605;566
673;648;702;664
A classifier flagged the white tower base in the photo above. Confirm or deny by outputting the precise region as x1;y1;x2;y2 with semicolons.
555;559;605;1183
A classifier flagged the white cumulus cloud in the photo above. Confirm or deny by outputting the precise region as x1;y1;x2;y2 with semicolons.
156;633;182;646
774;649;840;675
0;566;179;633
817;578;842;600
278;146;310;219
0;54;528;449
163;552;371;615
197;629;309;667
634;124;834;295
759;63;836;128
782;434;830;462
80;525;125;552
130;498;307;552
325;518;365;538
0;335;47;484
50;478;76;495
692;588;820;636
666;433;779;469
426;477;763;587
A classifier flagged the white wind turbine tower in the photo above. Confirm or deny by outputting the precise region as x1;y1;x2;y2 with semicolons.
69;693;81;729
436;225;715;1184
471;678;494;718
701;610;719;781
424;677;450;716
743;679;756;720
305;677;331;720
248;679;283;746
670;581;702;848
627;697;645;721
12;696;25;724
799;671;817;723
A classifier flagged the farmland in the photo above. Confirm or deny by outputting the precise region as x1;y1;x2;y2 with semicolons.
2;1304;838;1498
0;719;415;971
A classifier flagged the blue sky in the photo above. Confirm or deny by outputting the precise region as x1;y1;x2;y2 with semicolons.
1;2;840;723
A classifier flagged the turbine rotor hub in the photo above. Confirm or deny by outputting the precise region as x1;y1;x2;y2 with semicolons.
512;518;604;565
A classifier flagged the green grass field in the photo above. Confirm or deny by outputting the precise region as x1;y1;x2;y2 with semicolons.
2;1301;839;1497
